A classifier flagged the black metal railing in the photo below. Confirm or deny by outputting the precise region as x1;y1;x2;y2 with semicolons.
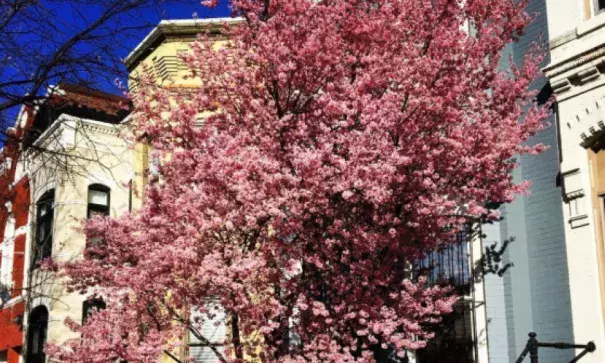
414;231;472;295
515;332;596;363
413;229;478;363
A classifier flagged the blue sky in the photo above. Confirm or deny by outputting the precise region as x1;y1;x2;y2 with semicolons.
111;1;232;93
0;1;231;121
0;0;231;134
156;1;231;19
39;1;231;95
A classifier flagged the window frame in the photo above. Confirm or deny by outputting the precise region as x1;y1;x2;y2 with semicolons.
26;305;48;363
188;301;227;362
33;190;54;266
595;0;605;15
87;184;111;219
82;298;107;324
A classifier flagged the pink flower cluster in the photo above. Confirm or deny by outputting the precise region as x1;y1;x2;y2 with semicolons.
51;0;548;361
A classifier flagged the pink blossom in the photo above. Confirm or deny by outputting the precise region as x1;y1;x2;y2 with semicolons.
51;0;548;361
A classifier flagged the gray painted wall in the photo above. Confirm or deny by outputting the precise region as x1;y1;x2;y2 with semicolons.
483;0;574;361
483;221;510;363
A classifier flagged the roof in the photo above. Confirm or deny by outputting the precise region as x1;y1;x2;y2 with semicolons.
52;83;130;117
124;17;244;71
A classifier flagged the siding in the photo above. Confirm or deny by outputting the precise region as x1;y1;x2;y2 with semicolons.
484;0;575;361
483;221;510;363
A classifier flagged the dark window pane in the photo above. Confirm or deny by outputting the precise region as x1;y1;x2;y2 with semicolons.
26;306;48;363
86;185;111;259
82;298;107;324
34;190;54;266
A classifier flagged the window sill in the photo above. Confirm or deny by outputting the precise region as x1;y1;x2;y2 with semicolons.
578;10;605;37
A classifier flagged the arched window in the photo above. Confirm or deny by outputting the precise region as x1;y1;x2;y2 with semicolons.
34;190;54;265
26;306;48;363
88;184;110;218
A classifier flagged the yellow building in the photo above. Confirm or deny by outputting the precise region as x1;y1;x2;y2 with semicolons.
125;17;241;209
124;18;246;363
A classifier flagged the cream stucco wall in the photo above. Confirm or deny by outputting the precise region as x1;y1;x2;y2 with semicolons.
19;114;143;346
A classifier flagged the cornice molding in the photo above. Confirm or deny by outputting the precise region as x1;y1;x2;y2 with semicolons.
544;44;605;80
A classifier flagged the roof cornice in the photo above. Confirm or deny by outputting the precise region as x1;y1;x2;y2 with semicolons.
124;17;244;71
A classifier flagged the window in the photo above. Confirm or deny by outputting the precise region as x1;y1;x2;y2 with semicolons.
596;0;605;14
188;302;226;363
1;214;16;287
0;241;14;288
148;153;160;182
87;185;110;259
88;184;110;218
33;190;54;265
26;306;48;363
82;298;106;324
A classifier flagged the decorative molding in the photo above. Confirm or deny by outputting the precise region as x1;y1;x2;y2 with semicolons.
124;17;243;71
576;66;601;84
562;167;584;197
550;30;577;50
54;201;87;207
80;122;121;137
552;78;572;94
570;214;590;229
33;181;57;203
0;295;23;309
14;225;29;237
567;97;605;148
567;189;586;199
560;167;591;228
544;45;605;80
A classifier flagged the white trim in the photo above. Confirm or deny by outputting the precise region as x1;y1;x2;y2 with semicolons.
54;201;87;207
124;17;244;69
1;295;24;309
590;0;605;19
87;174;121;189
33;181;56;203
30;114;124;152
15;225;29;237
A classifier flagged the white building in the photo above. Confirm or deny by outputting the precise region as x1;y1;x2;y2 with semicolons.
541;1;605;362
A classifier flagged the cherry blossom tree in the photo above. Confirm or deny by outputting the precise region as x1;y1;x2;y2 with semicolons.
48;0;549;362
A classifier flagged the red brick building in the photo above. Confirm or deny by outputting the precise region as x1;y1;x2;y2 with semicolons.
0;105;33;363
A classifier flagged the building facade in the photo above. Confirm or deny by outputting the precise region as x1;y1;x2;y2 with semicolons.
541;0;605;362
2;4;605;362
482;0;576;362
0;107;33;363
480;1;605;363
0;85;143;363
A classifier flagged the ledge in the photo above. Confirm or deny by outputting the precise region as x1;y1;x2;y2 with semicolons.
570;214;590;229
550;13;605;51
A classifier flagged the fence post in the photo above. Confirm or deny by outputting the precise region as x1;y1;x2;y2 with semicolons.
528;332;539;363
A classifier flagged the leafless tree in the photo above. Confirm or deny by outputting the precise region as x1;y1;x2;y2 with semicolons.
0;0;198;128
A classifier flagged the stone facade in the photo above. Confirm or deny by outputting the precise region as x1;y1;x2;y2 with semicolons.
541;2;605;362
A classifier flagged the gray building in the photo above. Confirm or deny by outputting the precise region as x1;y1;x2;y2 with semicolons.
484;0;584;362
